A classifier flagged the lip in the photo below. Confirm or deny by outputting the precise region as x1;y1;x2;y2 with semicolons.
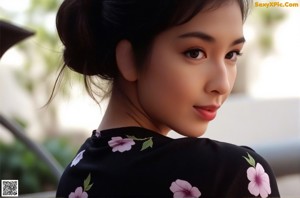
193;105;220;121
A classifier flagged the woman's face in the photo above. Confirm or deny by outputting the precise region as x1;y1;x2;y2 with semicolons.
136;1;245;137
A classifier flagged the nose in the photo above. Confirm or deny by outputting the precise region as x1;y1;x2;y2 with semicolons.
205;60;234;95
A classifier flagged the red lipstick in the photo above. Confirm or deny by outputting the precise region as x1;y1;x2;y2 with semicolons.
193;105;220;121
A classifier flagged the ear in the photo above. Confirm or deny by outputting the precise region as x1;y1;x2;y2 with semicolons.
116;40;138;82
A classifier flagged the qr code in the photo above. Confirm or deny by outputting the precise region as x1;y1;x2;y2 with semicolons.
1;180;18;197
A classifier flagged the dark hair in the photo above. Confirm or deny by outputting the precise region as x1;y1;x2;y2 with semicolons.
54;0;252;100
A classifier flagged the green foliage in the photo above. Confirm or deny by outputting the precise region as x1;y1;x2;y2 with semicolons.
43;137;76;168
254;8;286;54
0;137;76;194
258;8;286;26
1;0;84;135
30;0;62;12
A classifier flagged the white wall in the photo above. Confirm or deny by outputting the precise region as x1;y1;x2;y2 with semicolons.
205;96;300;145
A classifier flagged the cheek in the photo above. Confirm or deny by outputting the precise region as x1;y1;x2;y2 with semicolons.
140;52;200;101
139;63;187;103
230;66;237;89
137;55;198;116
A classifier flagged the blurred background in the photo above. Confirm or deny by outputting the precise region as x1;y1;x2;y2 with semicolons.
0;0;299;197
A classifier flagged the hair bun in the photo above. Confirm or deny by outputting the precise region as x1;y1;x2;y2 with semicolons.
56;0;105;76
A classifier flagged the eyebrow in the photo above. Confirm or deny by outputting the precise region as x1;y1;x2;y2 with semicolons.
178;31;245;46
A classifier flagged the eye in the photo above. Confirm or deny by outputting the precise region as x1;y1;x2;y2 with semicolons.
184;49;206;60
225;51;242;61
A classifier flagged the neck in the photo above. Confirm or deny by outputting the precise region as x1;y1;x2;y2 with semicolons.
98;82;170;135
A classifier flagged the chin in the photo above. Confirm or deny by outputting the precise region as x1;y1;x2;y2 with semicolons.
176;124;208;138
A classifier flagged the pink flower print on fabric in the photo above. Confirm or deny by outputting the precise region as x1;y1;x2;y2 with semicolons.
108;137;135;152
247;163;271;198
71;150;85;167
95;131;101;138
170;179;201;198
244;153;271;198
69;173;93;198
68;187;88;198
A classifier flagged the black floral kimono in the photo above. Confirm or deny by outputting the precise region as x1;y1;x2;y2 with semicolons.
56;127;280;198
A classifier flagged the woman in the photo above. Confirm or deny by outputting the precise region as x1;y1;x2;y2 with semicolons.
55;0;280;197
